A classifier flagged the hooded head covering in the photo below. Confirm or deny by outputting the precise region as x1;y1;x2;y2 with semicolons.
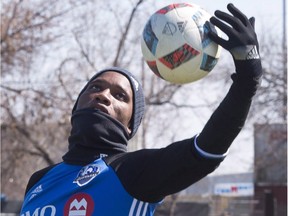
72;67;145;139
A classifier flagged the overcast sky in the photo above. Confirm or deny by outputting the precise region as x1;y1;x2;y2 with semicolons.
156;0;285;38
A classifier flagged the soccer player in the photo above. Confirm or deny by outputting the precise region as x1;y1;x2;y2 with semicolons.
21;4;262;216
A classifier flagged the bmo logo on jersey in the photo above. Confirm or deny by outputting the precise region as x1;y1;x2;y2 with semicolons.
21;205;56;216
64;193;94;216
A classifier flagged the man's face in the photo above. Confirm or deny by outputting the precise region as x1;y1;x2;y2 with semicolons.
76;71;133;134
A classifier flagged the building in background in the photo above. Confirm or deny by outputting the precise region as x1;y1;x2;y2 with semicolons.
253;124;287;216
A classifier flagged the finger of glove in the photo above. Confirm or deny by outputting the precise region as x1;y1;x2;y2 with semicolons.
249;17;255;30
214;10;245;32
227;3;250;27
207;26;229;49
248;17;259;50
210;16;236;38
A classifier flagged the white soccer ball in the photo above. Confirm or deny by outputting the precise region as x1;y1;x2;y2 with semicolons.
141;3;222;84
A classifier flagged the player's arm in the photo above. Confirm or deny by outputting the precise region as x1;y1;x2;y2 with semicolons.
196;3;262;155
107;4;263;204
105;138;222;203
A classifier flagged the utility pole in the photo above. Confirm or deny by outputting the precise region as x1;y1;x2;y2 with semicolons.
283;0;287;121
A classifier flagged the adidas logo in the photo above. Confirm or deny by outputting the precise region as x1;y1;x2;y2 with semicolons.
177;21;187;33
28;184;43;201
32;184;43;194
247;46;260;60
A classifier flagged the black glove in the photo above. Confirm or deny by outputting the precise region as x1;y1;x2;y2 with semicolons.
208;4;262;79
208;3;260;61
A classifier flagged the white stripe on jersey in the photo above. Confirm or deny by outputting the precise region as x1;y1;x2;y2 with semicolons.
129;199;138;216
136;201;143;216
142;202;149;216
129;199;149;216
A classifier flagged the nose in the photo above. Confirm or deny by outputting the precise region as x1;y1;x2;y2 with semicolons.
95;89;111;105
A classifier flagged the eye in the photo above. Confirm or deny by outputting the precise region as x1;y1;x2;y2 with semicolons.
89;84;101;92
115;92;127;101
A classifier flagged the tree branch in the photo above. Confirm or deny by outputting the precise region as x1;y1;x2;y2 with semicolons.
113;0;144;66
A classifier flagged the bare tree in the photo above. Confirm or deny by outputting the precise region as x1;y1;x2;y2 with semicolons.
1;0;70;75
1;0;95;199
252;31;287;123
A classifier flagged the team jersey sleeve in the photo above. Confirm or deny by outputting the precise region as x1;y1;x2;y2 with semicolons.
105;138;222;203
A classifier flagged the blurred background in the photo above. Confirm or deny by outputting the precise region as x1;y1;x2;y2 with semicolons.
1;0;287;215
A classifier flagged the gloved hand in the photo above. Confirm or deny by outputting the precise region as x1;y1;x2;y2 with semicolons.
208;4;262;79
208;3;260;61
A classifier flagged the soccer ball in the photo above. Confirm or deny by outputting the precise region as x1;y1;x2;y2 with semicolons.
141;3;222;84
